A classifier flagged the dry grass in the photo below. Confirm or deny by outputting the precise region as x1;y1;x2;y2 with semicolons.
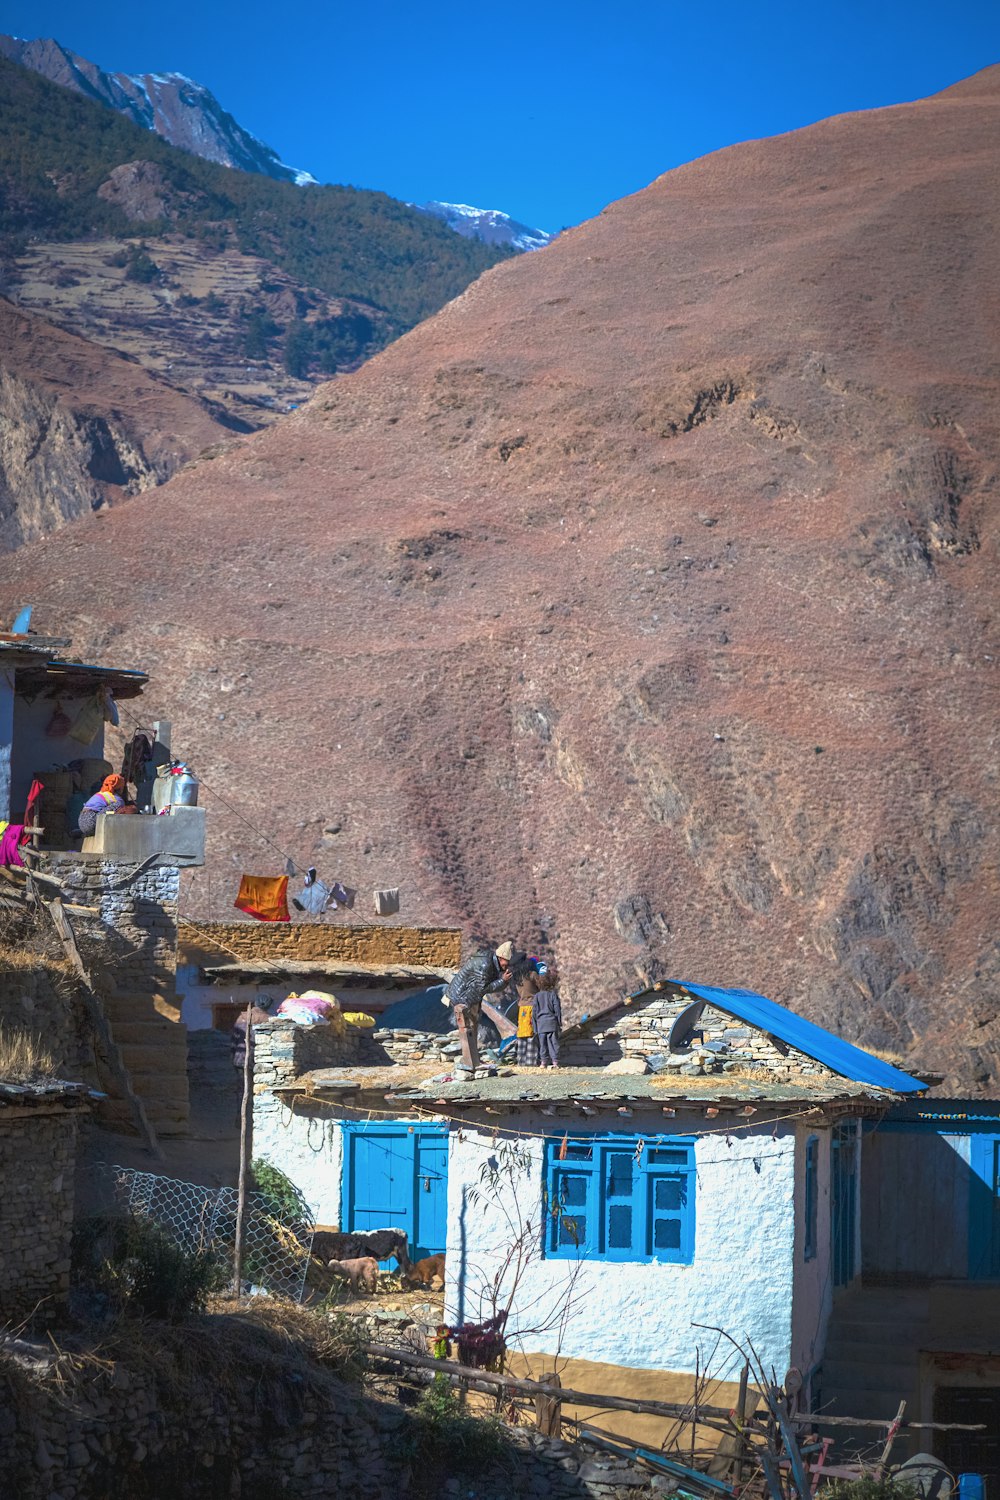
649;1065;766;1091
868;1048;911;1069
0;1024;56;1081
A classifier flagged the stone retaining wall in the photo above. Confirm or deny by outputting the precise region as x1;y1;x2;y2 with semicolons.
47;854;181;996
0;1323;671;1500
0;953;89;1078
360;1028;460;1067
562;994;830;1079
0;1102;82;1322
180;921;462;969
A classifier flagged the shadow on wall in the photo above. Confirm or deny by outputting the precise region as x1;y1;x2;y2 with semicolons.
862;1126;998;1282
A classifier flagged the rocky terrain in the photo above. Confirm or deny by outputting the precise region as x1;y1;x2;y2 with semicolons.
0;33;314;183
0;298;228;549
4;69;998;1090
5;231;392;433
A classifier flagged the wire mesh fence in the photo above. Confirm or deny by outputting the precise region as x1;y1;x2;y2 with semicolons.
93;1164;316;1302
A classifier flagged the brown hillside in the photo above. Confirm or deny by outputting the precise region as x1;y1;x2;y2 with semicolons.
0;298;228;548
4;69;999;1090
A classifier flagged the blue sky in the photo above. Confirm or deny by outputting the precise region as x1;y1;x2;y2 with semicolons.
3;1;999;231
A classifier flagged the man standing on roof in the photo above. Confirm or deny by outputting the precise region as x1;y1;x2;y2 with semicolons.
446;941;520;1071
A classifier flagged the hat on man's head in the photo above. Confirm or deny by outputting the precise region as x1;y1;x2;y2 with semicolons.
496;941;515;961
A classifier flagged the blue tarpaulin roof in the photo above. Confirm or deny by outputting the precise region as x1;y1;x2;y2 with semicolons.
667;981;925;1094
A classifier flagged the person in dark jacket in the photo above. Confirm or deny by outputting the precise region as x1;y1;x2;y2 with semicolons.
532;966;562;1068
447;942;517;1069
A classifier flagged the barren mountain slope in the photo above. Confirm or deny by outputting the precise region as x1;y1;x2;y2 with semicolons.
0;298;228;548
5;69;999;1089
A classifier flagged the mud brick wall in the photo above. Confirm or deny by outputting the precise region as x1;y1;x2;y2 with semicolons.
181;921;461;969
47;855;180;994
562;994;831;1079
0;1105;80;1322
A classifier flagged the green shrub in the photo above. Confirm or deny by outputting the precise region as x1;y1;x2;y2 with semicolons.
250;1160;311;1222
73;1213;226;1321
821;1480;917;1500
406;1375;511;1472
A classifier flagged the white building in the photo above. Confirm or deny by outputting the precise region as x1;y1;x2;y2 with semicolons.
252;977;924;1421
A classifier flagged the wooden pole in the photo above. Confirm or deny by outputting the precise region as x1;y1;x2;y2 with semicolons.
362;1343;986;1433
535;1371;562;1437
876;1401;907;1476
233;1009;254;1297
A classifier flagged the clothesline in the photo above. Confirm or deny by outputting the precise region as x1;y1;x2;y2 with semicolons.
114;697;393;923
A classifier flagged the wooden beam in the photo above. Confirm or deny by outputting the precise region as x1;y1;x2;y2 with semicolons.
362;1344;986;1433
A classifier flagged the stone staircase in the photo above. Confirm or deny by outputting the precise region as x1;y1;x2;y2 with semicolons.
95;988;190;1137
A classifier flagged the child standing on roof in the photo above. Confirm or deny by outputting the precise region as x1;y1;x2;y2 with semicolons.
515;970;539;1067
532;967;562;1069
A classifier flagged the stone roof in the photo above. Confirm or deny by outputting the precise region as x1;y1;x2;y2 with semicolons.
283;1062;901;1117
0;1078;93;1109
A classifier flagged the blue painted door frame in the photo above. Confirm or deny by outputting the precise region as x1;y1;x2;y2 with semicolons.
969;1133;1000;1279
341;1120;449;1262
831;1121;858;1286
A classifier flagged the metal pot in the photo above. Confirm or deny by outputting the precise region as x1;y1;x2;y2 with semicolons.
152;763;200;812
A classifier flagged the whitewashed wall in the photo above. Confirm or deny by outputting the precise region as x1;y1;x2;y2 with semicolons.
177;968;296;1029
445;1113;797;1376
253;1096;344;1225
790;1124;833;1382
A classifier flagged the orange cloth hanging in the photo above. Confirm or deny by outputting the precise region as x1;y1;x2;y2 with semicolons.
234;874;291;923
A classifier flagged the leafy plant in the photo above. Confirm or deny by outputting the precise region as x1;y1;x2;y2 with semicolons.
73;1213;226;1321
406;1375;510;1471
821;1482;917;1500
250;1160;311;1223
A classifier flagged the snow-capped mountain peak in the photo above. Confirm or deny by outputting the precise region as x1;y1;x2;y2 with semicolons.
412;200;554;252
0;34;315;185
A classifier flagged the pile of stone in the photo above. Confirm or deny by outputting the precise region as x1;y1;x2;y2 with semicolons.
563;994;824;1078
364;1028;463;1066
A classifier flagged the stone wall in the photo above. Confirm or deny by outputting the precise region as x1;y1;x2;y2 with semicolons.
0;1103;81;1322
48;854;181;996
360;1027;460;1067
0;953;90;1078
180;921;461;970
562;993;832;1079
0;1326;672;1500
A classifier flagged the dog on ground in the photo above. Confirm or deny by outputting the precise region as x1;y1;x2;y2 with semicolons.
404;1253;445;1289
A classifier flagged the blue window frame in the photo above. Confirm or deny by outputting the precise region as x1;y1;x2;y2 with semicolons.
545;1136;695;1263
803;1135;818;1261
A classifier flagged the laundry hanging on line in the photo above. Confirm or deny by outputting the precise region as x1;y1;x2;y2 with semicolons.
234;874;291;923
291;872;359;916
292;878;332;916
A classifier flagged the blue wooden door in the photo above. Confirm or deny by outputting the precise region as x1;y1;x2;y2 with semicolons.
969;1134;1000;1279
414;1134;449;1258
832;1121;858;1286
342;1123;448;1262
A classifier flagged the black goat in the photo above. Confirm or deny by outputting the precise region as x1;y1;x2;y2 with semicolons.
311;1227;410;1270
